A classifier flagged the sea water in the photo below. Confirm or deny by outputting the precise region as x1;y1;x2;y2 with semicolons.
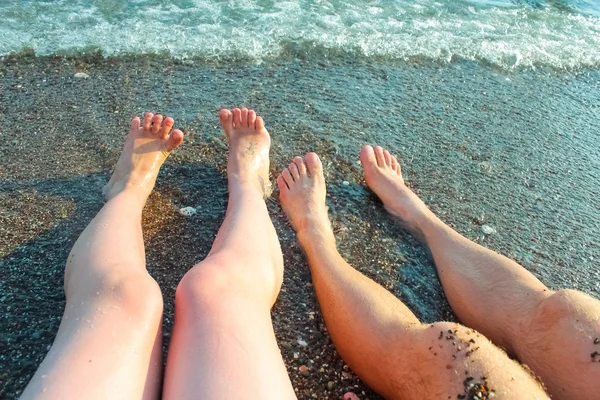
1;0;599;71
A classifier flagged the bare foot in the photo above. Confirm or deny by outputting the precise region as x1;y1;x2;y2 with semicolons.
360;145;435;235
103;113;184;201
277;153;334;243
219;107;272;197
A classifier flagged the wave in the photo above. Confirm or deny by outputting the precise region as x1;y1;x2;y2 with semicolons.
1;0;599;71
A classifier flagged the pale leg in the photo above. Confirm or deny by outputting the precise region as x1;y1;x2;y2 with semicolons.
21;113;184;400
163;108;296;399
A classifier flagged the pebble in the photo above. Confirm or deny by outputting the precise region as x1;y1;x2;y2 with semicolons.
179;206;197;216
299;365;310;376
481;224;497;235
74;72;90;79
327;381;334;390
297;338;308;347
342;181;350;186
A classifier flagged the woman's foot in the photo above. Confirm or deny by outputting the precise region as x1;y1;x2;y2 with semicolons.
103;113;184;201
277;153;334;244
360;145;435;235
219;108;272;197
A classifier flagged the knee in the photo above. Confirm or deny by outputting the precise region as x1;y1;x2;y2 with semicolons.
176;256;278;311
96;270;163;321
527;289;591;333
175;259;243;311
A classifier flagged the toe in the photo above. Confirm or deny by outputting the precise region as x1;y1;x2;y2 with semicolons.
288;162;300;181
293;156;307;176
160;117;174;139
241;108;249;127
143;112;154;130
166;129;184;151
390;155;398;171
219;109;234;134
360;145;378;168
130;116;141;132
248;110;257;127
255;116;265;131
383;150;392;168
393;156;402;175
304;152;323;178
151;114;164;135
232;108;242;127
282;168;294;188
374;146;385;168
277;174;289;191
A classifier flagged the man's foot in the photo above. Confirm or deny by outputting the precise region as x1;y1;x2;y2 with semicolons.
360;145;435;235
103;113;184;201
277;153;334;243
219;108;272;197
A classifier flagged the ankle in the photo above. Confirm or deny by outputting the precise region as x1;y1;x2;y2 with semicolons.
297;215;336;248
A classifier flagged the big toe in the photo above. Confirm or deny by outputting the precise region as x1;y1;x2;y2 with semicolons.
360;145;378;169
304;152;323;178
219;109;233;135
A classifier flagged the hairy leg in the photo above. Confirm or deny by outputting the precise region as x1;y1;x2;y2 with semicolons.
360;145;600;399
22;114;184;400
163;108;295;400
277;153;548;400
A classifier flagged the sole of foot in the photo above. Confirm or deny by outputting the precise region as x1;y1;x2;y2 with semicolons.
103;112;184;202
277;152;334;243
219;107;272;197
359;145;434;236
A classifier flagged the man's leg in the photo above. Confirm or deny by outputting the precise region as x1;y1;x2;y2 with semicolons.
360;145;600;399
277;153;548;400
163;108;296;399
22;113;184;399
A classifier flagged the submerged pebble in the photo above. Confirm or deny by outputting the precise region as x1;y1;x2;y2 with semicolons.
178;206;198;216
481;225;497;235
74;72;90;79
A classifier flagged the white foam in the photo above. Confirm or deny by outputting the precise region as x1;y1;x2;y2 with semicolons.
0;0;599;70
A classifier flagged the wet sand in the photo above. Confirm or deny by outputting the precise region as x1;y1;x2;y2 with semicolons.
1;54;599;399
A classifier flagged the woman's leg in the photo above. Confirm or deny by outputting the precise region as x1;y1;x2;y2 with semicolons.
163;108;296;399
21;113;184;400
360;145;600;399
277;153;548;400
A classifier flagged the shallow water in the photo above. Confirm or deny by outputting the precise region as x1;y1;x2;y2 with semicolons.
1;0;600;70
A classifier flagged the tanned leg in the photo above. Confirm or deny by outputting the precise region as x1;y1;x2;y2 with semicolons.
21;113;184;400
278;152;548;400
360;144;600;399
163;108;296;399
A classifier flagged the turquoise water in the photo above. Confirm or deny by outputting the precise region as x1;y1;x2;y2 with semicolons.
1;0;600;70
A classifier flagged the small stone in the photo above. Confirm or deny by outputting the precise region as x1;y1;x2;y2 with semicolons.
74;72;90;79
299;365;310;376
341;371;353;379
183;60;194;65
481;225;496;235
179;206;197;216
342;181;350;186
327;381;334;390
297;338;308;347
293;352;299;359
